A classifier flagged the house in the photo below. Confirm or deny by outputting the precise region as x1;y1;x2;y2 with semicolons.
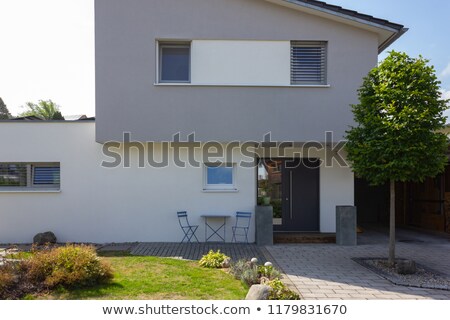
0;0;406;243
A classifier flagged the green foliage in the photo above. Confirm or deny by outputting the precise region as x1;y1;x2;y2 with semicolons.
230;259;251;279
241;268;260;286
267;279;300;300
258;265;281;280
0;97;11;119
19;99;65;120
0;264;16;292
230;259;283;287
199;250;230;268
271;199;282;218
25;245;113;289
230;259;259;286
346;51;449;185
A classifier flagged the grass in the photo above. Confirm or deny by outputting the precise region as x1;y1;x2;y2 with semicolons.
34;252;247;300
4;251;33;259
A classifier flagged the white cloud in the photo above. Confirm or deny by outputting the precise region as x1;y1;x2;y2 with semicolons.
441;62;450;78
443;88;450;101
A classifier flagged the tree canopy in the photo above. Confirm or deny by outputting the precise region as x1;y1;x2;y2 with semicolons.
0;97;12;120
19;100;64;120
345;51;449;186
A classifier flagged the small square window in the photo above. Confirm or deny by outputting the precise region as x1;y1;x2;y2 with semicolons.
159;42;190;83
291;41;327;85
204;163;236;190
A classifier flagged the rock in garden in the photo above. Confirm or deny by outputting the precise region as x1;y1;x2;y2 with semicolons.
33;231;57;245
396;260;416;275
221;257;231;268
245;284;271;300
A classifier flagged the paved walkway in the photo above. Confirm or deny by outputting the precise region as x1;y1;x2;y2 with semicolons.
267;228;450;300
130;242;271;263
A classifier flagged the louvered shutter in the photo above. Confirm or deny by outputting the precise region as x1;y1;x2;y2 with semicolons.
291;41;327;85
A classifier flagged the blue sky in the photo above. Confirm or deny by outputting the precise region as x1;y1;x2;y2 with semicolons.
0;0;449;117
330;0;450;100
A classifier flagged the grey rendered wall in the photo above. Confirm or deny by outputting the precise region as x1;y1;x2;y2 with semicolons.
95;0;379;143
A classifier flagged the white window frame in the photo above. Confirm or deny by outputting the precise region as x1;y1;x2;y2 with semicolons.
157;41;191;84
291;41;327;85
0;162;60;191
203;163;237;191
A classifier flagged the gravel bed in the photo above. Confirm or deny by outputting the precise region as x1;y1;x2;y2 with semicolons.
353;258;450;291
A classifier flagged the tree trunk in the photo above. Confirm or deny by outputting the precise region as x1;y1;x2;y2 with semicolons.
389;180;396;266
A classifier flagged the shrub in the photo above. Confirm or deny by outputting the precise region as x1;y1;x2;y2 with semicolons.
230;259;283;286
0;261;30;300
240;267;260;286
0;265;16;296
229;259;260;286
199;250;230;268
258;265;281;280
230;259;251;280
25;244;113;289
267;279;300;300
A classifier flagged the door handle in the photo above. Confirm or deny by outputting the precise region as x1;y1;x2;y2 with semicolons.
290;171;293;219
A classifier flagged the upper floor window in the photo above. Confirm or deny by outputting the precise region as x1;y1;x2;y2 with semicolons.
291;41;327;85
159;42;191;83
0;162;60;191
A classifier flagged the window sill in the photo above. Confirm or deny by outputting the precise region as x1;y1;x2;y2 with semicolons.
202;189;239;193
154;83;330;88
0;189;61;193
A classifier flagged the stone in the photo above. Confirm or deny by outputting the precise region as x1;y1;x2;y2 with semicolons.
221;257;231;268
245;284;271;300
33;231;57;245
251;257;258;264
264;262;273;267
396;260;416;275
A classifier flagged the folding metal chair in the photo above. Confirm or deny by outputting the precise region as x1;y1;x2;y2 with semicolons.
177;211;199;243
232;211;252;243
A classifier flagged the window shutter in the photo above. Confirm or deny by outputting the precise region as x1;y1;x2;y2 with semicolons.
33;166;60;186
291;41;327;85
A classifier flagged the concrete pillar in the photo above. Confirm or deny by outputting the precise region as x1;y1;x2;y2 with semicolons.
255;206;273;246
336;206;357;246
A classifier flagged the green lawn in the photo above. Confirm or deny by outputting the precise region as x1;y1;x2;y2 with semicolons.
36;253;247;300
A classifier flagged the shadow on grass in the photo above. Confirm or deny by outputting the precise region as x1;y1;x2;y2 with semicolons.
49;282;126;300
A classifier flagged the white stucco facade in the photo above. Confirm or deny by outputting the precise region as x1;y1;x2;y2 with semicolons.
191;40;291;86
0;122;353;243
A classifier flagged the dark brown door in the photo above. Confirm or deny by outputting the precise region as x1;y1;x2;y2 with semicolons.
281;158;320;232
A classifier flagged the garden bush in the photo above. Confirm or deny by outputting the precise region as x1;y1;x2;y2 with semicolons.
0;264;16;298
230;259;300;300
25;244;113;288
199;250;230;268
266;279;300;300
258;265;281;280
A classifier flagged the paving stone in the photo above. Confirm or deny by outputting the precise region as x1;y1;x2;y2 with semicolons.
266;229;450;301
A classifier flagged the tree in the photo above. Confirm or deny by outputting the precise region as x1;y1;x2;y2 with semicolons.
19;99;65;120
0;97;12;119
345;51;449;265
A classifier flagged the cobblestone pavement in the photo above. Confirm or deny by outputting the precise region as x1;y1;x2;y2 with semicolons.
267;228;450;300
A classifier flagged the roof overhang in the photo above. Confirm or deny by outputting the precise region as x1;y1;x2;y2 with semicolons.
265;0;407;53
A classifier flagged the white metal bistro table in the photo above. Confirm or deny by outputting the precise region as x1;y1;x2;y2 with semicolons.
201;214;231;242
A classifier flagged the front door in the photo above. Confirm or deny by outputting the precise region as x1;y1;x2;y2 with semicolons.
281;158;320;232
